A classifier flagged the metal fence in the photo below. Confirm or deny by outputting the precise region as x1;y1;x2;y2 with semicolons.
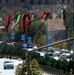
40;65;64;75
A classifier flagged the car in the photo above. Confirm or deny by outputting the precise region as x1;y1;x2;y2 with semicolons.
53;51;60;60
60;49;69;54
45;52;54;58
4;62;14;69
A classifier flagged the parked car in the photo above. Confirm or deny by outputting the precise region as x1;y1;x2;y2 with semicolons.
53;51;60;60
4;62;14;69
45;52;54;58
60;49;69;54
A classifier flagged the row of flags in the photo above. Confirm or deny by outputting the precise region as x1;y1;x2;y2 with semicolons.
2;12;50;32
2;8;67;33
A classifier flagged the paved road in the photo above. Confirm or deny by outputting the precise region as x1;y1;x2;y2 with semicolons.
0;58;52;75
0;58;22;75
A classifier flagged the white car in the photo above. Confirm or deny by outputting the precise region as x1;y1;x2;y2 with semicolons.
60;49;69;54
4;62;14;69
53;51;60;60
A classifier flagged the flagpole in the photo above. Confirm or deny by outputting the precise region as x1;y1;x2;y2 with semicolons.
62;7;69;39
25;24;30;75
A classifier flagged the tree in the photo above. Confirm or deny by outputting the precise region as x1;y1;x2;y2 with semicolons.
52;39;72;50
33;31;46;47
16;59;43;75
28;20;47;39
11;6;28;14
0;7;13;16
66;6;74;37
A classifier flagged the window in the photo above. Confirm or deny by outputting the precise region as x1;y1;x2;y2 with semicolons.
62;0;65;3
6;0;8;3
51;0;53;4
45;0;49;4
30;0;34;5
38;0;42;5
73;0;74;3
0;0;2;3
21;0;25;3
67;0;70;3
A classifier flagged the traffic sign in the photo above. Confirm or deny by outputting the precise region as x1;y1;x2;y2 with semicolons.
21;35;25;40
11;33;15;39
28;37;32;43
47;38;52;44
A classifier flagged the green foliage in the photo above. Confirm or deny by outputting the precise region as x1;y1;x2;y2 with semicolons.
0;7;14;15
30;52;40;60
66;6;74;37
0;43;26;59
53;39;72;50
16;60;27;75
16;59;43;75
0;7;28;16
30;59;43;75
11;6;27;14
0;7;47;42
34;31;46;47
0;42;74;74
69;69;73;75
29;20;46;39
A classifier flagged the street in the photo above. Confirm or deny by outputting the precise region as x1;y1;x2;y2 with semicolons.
0;58;23;75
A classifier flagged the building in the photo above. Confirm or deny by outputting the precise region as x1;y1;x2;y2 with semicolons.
0;0;74;9
47;19;66;40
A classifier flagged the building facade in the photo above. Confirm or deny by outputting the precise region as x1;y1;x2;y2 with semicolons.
0;0;74;9
47;19;66;40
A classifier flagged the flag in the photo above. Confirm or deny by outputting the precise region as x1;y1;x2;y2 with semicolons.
36;12;50;30
27;13;33;32
20;14;26;32
62;8;66;26
12;13;21;30
15;13;21;25
11;15;15;21
11;11;50;32
2;15;10;32
39;12;45;19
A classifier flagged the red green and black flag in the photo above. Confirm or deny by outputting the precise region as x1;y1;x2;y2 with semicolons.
36;12;50;30
20;14;26;32
2;15;10;32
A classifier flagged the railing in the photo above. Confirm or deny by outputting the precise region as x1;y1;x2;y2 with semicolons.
40;65;64;75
